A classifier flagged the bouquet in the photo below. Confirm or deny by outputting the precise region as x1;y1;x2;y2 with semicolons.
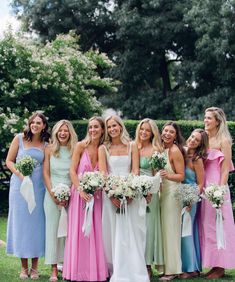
149;151;167;171
105;175;136;213
79;171;105;236
204;183;228;249
174;183;200;237
52;183;71;238
15;155;38;214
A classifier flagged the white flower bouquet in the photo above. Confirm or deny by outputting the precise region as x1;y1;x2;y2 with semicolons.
79;171;105;195
15;155;38;214
149;151;167;171
52;183;71;238
78;171;105;237
174;183;200;237
204;183;228;249
105;175;136;213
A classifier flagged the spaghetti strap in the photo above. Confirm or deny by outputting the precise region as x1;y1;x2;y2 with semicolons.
18;133;24;149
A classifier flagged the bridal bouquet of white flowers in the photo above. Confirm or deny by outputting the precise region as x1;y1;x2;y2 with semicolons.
79;171;105;194
149;151;167;171
52;183;71;238
78;171;105;236
105;175;136;213
175;183;200;237
15;155;38;214
130;175;153;197
204;183;228;249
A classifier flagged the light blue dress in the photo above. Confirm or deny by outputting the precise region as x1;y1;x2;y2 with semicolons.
181;167;201;272
7;133;46;258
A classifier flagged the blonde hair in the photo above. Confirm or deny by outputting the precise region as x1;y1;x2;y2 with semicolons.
51;120;78;157
83;116;105;146
104;115;131;147
135;118;163;152
205;107;232;145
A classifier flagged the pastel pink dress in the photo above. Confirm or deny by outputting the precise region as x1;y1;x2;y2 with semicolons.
200;149;235;268
63;149;108;281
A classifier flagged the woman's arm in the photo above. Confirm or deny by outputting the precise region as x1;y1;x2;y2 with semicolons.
98;145;108;174
6;135;24;180
220;138;232;185
194;158;204;193
131;142;139;175
160;146;185;182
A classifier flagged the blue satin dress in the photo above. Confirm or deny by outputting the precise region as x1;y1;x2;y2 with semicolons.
181;167;201;272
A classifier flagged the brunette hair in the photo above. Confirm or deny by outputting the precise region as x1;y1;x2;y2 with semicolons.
187;129;208;161
23;112;50;142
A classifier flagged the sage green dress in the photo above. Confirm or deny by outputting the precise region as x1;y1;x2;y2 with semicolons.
160;149;182;275
140;157;164;270
44;146;72;264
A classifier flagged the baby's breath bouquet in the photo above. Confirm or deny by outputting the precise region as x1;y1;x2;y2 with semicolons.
79;171;105;237
52;183;71;238
149;151;167;171
105;175;136;213
79;171;105;195
15;155;37;176
203;183;228;250
175;183;200;237
15;155;38;214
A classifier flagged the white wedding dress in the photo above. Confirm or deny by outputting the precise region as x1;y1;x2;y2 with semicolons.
102;145;149;282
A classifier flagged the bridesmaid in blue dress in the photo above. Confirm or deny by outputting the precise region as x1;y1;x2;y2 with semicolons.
6;113;50;280
180;129;208;279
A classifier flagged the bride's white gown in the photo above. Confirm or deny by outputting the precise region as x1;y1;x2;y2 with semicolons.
102;146;149;282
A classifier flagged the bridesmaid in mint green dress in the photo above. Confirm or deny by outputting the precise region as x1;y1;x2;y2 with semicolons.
135;118;164;277
43;120;77;281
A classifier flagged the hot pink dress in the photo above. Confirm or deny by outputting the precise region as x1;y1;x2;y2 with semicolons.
200;149;235;268
63;149;108;281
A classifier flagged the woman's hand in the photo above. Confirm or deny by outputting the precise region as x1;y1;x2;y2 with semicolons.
160;169;168;179
50;193;61;205
58;200;69;208
110;197;121;208
80;191;92;202
146;193;152;204
186;205;192;212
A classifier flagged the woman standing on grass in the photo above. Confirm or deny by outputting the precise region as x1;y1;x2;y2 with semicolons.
6;112;50;280
63;116;108;282
43;120;77;281
200;107;235;279
159;122;185;281
180;129;208;279
135;118;164;277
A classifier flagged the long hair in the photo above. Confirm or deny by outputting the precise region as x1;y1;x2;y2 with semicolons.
50;120;78;157
205;107;232;146
104;115;131;147
135;118;163;152
23;112;50;142
187;129;208;161
83;116;105;146
162;121;186;159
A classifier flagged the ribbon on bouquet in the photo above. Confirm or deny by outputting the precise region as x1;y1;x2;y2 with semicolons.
138;197;147;233
181;207;192;237
20;176;36;214
82;196;94;237
216;208;225;249
57;206;68;238
151;172;161;194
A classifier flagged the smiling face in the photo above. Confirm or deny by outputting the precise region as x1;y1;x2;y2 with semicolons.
107;118;122;139
57;124;70;146
161;125;176;146
139;122;152;142
88;119;104;141
187;131;202;150
30;116;45;136
204;111;219;132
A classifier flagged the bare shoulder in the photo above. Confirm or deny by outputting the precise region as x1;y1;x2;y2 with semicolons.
170;144;181;154
194;157;203;168
221;137;232;149
98;144;107;153
130;141;138;150
75;141;86;151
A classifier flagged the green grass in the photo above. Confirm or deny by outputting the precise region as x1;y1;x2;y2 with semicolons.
0;217;235;281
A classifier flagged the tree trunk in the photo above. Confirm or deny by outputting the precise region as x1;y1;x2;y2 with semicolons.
160;54;171;97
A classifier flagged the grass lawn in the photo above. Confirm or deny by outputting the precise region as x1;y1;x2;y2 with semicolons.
0;217;235;282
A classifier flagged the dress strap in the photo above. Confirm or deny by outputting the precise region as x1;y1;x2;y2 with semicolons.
18;133;24;149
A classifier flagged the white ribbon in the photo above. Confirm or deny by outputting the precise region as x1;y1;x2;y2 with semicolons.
82;196;94;237
20;176;36;214
151;172;160;193
181;207;192;237
216;208;226;249
57;206;68;238
138;197;147;217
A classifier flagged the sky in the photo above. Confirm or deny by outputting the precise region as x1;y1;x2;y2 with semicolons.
0;0;21;38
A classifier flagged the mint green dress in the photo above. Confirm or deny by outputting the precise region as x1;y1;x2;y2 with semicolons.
44;147;72;264
140;157;164;269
